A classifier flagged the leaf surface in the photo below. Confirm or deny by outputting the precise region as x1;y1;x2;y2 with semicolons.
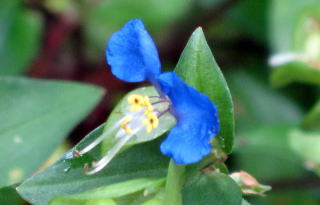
182;172;242;205
17;126;169;205
0;77;103;187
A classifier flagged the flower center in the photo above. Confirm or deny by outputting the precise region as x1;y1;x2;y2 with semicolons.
123;94;166;134
74;93;170;175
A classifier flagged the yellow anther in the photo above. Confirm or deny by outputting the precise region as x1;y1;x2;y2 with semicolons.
128;94;144;105
121;116;133;134
128;94;145;112
142;113;159;133
128;94;155;114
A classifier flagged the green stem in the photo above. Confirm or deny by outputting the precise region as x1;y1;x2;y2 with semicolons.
163;159;186;205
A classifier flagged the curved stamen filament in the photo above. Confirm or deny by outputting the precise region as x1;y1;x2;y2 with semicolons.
148;95;161;99
157;108;171;118
79;94;172;175
152;100;167;105
76;116;128;156
84;127;142;175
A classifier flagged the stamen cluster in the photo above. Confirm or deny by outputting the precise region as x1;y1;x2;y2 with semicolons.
75;94;168;175
124;94;159;134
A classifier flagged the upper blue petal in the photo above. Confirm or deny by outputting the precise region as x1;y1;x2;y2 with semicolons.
157;72;219;164
106;19;161;82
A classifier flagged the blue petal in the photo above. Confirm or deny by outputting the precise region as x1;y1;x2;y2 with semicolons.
106;19;161;82
157;72;219;164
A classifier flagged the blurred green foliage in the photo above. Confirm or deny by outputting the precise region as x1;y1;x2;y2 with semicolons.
0;0;320;204
0;0;42;75
82;0;190;60
0;77;104;187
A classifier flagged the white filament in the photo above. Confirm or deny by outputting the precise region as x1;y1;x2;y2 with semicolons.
79;116;127;155
84;127;142;175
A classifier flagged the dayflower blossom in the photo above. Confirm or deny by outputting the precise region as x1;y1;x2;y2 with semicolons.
76;19;219;175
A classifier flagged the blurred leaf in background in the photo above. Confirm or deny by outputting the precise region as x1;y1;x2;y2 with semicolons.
229;70;305;180
82;0;191;60
289;129;320;176
207;0;268;44
251;188;320;205
269;0;320;87
270;0;320;53
0;77;104;187
0;0;42;75
227;70;302;133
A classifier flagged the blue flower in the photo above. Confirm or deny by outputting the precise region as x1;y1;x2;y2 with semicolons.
157;72;219;164
106;19;219;165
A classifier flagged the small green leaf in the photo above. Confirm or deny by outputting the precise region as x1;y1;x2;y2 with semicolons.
0;0;42;75
49;178;165;205
0;77;104;187
17;128;169;205
101;86;175;152
270;61;320;87
174;27;234;154
182;172;242;205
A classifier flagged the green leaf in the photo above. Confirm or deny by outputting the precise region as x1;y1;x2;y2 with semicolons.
174;27;234;154
233;125;305;181
270;61;320;87
227;70;302;133
0;77;104;187
82;0;190;59
17;127;169;205
0;185;24;205
0;0;42;75
182;172;242;205
49;178;165;205
101;86;175;152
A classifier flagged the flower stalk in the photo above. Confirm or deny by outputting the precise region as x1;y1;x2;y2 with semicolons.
163;160;186;205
